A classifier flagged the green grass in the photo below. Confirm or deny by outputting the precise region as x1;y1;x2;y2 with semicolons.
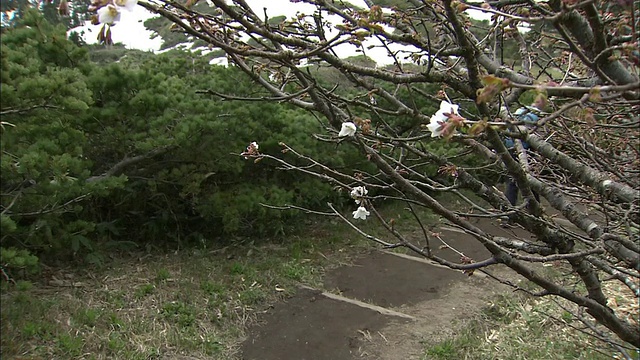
134;283;155;299
0;214;377;359
15;280;33;291
161;301;197;327
57;333;84;357
155;268;171;283
73;308;101;327
0;200;474;360
2;203;634;359
423;323;481;360
422;293;627;360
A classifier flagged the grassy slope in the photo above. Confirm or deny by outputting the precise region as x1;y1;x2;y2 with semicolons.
423;265;639;360
0;215;381;359
423;293;631;360
2;204;637;359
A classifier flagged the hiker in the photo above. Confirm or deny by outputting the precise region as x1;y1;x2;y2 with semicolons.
504;106;541;207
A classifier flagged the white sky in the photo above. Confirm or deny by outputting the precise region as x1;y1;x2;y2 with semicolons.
71;5;162;51
70;0;492;61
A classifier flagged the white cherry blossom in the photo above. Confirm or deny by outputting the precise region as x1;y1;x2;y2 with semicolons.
352;206;370;220
350;186;368;204
338;122;357;137
97;5;121;24
427;100;459;138
350;186;368;198
241;141;260;159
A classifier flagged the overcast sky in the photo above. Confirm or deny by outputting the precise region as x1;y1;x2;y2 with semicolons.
71;0;492;63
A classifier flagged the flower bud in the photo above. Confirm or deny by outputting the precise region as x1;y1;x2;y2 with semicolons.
58;0;69;15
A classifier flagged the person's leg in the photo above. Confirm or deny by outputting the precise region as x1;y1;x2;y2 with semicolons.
506;178;518;206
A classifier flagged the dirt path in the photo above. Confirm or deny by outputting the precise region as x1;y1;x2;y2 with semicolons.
241;219;513;360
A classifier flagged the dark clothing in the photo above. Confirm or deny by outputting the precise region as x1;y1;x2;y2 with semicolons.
506;177;540;206
504;108;540;206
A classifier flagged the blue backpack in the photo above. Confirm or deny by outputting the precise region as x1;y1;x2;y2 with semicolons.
504;108;539;150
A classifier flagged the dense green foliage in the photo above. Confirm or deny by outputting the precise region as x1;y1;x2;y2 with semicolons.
0;10;463;272
143;1;213;51
0;11;364;268
1;12;117;268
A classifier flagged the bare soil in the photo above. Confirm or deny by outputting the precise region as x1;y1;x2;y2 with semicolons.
241;287;400;360
241;219;509;360
324;251;468;308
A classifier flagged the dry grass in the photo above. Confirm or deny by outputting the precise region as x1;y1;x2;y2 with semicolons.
604;279;639;330
424;293;635;360
1;202;429;360
423;265;639;360
0;218;372;360
4;202;636;360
